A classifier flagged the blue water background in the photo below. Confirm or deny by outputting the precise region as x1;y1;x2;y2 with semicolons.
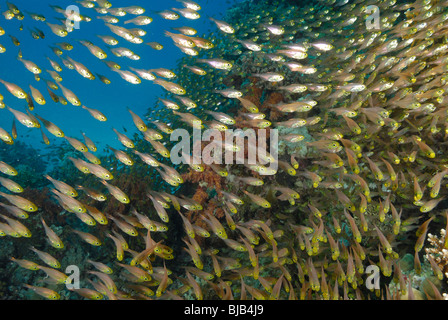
0;0;241;160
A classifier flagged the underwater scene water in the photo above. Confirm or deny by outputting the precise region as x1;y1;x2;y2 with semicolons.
0;0;448;301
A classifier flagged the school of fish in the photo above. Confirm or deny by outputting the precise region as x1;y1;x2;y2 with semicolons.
2;0;448;300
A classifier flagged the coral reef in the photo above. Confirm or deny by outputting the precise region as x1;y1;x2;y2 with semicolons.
4;0;448;302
